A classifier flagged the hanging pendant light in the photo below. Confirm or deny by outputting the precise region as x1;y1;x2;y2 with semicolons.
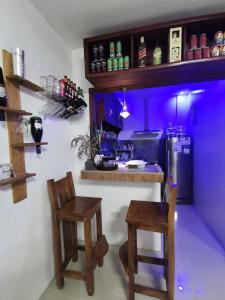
120;87;130;119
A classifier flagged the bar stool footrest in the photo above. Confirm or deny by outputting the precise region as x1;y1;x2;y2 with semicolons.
134;284;167;300
62;270;86;281
119;240;128;274
92;234;109;270
137;255;165;265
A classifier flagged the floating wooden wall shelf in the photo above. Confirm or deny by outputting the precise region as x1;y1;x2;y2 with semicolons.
11;142;48;148
6;75;44;92
0;106;32;115
0;173;36;187
1;49;47;203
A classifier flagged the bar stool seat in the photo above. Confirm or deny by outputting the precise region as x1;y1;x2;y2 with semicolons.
48;172;109;296
58;196;101;221
126;201;168;231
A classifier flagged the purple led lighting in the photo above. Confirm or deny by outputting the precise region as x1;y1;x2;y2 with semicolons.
178;285;183;291
191;89;205;94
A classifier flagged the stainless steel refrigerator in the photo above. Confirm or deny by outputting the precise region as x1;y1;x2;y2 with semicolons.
164;136;193;204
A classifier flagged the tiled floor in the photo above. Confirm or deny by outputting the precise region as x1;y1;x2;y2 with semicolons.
40;205;225;300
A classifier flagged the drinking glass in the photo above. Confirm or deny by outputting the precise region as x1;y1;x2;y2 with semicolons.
40;76;47;95
47;75;56;96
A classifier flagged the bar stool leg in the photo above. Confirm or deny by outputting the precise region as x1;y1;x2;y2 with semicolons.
71;222;78;262
163;233;168;280
134;226;138;273
96;206;104;267
167;230;175;300
53;215;64;289
84;218;94;296
128;223;135;300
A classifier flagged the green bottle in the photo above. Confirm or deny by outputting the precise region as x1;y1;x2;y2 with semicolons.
153;43;162;65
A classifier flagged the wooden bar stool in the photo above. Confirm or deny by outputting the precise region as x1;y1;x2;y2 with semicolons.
47;171;109;296
119;178;177;300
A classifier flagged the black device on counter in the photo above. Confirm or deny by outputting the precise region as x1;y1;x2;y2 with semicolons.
96;156;118;171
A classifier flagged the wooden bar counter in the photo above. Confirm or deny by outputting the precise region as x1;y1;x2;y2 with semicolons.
81;164;164;183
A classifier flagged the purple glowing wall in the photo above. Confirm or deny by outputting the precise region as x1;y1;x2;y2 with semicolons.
191;80;225;249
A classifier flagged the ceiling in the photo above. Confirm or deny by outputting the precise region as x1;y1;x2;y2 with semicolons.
31;0;225;49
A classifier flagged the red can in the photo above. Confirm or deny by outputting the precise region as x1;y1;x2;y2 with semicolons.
200;33;207;48
186;49;194;60
194;48;202;59
202;47;210;58
190;35;198;49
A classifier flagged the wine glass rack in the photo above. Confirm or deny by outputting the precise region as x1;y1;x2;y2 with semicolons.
40;88;87;119
0;49;48;203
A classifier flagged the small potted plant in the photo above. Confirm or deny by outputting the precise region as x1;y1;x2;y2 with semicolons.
71;131;99;170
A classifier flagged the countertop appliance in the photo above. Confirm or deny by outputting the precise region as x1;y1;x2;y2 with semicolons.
163;132;193;204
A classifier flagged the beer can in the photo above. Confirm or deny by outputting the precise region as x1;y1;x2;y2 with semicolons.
118;57;124;70
211;45;220;57
116;41;122;57
98;44;104;60
124;56;130;70
90;61;96;73
215;31;223;45
92;45;98;61
202;47;210;58
186;49;194;61
190;35;198;49
107;58;112;71
101;60;107;72
220;44;225;56
200;33;207;48
96;61;101;73
112;58;118;71
110;41;115;58
194;48;202;59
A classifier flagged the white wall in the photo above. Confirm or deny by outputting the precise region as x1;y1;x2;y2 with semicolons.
0;4;161;299
0;1;72;300
71;48;161;250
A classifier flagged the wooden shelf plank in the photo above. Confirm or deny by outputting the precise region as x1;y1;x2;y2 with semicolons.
11;142;48;148
0;173;36;187
3;49;28;203
6;75;44;92
86;52;225;89
0;106;32;115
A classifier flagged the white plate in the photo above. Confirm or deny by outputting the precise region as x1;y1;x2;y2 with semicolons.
125;160;147;167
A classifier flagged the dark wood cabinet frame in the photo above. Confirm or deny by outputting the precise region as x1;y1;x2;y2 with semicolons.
84;12;225;89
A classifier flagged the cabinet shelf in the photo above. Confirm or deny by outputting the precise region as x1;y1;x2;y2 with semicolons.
6;75;44;92
0;173;36;186
86;56;225;88
11;142;48;148
0;106;32;115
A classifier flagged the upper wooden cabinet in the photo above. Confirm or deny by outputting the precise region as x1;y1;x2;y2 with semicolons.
83;12;225;89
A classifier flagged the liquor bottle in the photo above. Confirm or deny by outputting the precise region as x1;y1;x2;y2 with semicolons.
138;36;147;67
153;43;162;65
30;117;43;154
72;83;77;98
64;76;68;98
60;78;65;97
0;67;7;121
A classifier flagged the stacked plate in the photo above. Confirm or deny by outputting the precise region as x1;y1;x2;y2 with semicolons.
125;160;147;169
